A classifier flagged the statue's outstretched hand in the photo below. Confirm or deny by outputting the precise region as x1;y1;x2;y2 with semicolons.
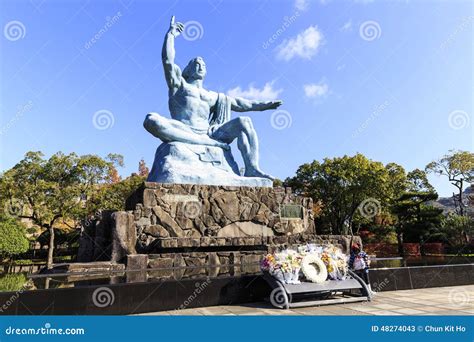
169;16;184;37
267;100;283;110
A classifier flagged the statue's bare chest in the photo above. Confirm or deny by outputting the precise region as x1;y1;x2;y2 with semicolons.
173;83;215;106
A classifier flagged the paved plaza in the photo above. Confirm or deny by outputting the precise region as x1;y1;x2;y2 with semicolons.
138;285;473;316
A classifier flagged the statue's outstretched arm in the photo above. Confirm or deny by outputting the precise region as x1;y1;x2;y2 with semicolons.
162;16;183;89
230;97;283;112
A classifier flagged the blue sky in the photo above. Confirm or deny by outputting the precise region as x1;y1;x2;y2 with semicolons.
0;0;472;196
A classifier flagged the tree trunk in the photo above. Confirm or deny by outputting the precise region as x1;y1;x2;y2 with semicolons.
458;190;464;217
397;230;404;257
47;226;55;269
452;179;464;216
462;230;470;245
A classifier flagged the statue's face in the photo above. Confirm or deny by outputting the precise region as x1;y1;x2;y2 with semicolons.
191;57;206;80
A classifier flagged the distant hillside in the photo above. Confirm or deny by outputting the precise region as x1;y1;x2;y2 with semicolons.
429;185;473;214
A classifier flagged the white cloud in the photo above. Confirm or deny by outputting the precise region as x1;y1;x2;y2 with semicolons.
303;82;329;98
227;81;282;101
276;26;324;61
340;20;352;32
294;0;309;11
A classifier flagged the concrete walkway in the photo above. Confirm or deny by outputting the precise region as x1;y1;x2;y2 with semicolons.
137;285;473;316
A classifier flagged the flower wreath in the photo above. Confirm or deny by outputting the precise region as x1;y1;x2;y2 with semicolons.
301;254;328;283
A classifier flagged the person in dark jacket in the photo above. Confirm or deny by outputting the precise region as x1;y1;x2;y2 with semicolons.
349;243;371;286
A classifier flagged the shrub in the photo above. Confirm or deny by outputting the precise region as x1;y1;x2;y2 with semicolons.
0;273;27;292
0;216;29;259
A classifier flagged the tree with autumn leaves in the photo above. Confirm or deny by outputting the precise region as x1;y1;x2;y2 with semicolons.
285;154;448;252
1;149;471;266
0;151;145;268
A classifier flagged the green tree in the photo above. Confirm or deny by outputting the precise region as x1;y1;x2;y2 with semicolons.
439;213;474;248
95;174;146;211
426;150;474;217
272;178;283;187
407;168;435;193
392;192;443;255
285;154;394;235
0;216;29;260
0;151;122;269
384;163;408;202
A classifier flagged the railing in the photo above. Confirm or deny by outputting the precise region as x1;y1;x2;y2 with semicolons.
15;247;78;260
1;263;45;274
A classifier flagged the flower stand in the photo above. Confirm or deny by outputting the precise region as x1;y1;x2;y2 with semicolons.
263;270;372;309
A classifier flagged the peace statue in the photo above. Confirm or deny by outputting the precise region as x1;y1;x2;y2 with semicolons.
144;16;282;187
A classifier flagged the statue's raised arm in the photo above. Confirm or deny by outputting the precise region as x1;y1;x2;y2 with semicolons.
162;16;184;90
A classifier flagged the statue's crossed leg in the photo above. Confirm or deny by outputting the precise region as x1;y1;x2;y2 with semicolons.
144;113;273;180
144;113;229;150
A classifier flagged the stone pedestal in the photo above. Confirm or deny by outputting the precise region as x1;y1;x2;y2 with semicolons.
78;182;361;279
126;254;148;283
123;182;315;255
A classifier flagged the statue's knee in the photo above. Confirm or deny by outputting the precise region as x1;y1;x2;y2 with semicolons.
144;112;163;131
238;116;253;131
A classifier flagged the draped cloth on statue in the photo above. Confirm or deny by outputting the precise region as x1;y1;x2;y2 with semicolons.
210;93;231;126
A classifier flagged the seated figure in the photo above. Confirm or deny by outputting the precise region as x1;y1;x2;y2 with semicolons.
144;16;282;187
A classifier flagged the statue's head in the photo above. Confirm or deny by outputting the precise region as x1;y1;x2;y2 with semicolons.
182;57;206;81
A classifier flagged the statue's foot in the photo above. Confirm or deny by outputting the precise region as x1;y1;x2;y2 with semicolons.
244;168;275;180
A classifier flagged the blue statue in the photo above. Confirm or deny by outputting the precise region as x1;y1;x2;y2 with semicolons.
144;16;282;187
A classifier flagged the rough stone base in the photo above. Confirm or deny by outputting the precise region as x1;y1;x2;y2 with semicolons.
77;182;362;269
114;231;361;280
121;182;316;259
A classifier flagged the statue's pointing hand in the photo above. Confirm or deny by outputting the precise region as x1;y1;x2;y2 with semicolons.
169;16;184;37
267;100;283;110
